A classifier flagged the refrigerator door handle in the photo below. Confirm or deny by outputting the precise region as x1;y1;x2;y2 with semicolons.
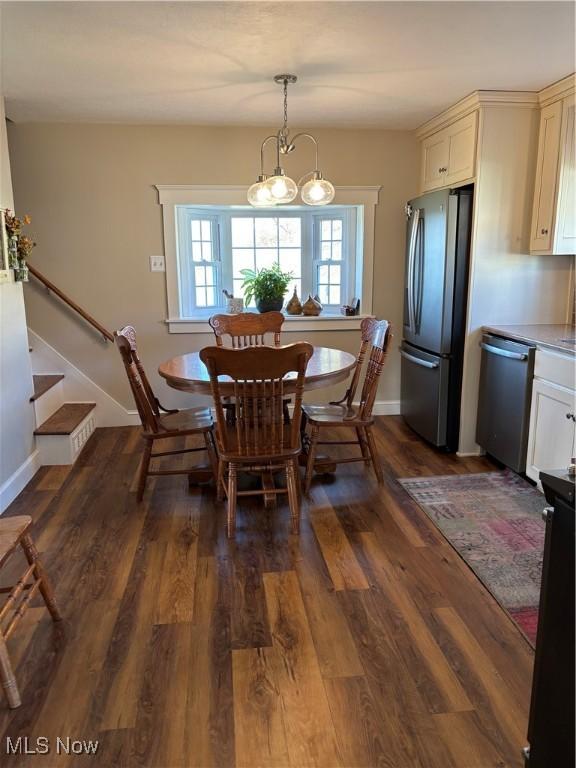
400;349;439;369
406;208;421;334
414;213;424;332
479;342;528;361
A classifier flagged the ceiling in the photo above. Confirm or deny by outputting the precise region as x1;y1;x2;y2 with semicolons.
1;1;574;129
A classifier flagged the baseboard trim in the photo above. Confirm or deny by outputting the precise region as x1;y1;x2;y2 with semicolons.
372;400;401;415
0;450;41;514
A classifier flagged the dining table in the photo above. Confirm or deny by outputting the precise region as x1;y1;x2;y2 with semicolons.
158;345;356;502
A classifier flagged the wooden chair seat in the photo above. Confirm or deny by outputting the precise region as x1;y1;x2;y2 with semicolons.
302;403;372;426
149;407;213;437
0;517;32;567
0;516;61;709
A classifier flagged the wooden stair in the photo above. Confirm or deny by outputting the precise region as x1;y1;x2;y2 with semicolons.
34;403;96;435
30;374;64;402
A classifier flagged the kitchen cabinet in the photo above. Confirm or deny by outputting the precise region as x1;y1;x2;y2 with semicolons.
530;88;576;255
420;112;477;192
526;350;576;483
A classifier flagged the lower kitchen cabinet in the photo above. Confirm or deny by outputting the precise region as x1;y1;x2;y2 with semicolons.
526;377;576;483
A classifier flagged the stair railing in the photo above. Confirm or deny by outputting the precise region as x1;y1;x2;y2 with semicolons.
27;264;114;342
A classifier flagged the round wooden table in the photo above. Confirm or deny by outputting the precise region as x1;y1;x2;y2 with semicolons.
159;346;356;497
158;346;356;394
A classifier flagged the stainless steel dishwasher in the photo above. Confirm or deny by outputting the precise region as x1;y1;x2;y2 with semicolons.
476;333;536;473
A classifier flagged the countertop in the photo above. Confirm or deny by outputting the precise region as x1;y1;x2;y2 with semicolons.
483;324;576;355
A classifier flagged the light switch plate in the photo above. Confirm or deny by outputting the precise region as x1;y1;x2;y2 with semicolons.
150;255;165;272
0;269;11;285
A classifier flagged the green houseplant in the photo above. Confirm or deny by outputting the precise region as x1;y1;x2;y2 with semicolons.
240;264;292;313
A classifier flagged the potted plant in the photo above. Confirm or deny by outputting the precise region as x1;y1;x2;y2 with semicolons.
240;264;292;313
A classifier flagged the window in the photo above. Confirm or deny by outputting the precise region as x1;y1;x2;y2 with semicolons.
175;206;358;316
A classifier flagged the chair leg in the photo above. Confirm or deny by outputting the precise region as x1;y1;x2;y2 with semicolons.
365;425;383;483
204;430;218;484
227;463;238;539
356;426;370;464
20;534;61;622
137;439;153;502
0;635;20;709
217;459;226;502
304;425;320;495
286;459;301;535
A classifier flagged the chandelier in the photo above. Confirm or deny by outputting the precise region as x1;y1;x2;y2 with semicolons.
247;74;335;207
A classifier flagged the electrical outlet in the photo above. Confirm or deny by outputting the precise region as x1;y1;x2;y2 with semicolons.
0;269;11;285
150;255;165;272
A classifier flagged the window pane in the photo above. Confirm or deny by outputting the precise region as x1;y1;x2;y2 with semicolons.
191;220;201;240
255;218;278;247
321;220;331;240
232;249;254;277
205;265;216;286
329;286;340;305
318;264;329;283
318;285;329;304
332;220;342;239
196;287;206;306
256;248;277;270
321;242;331;260
205;286;215;306
201;220;211;241
330;264;341;283
331;241;342;260
231;218;254;247
201;241;212;261
192;241;203;262
279;248;300;276
194;265;205;285
279;218;301;246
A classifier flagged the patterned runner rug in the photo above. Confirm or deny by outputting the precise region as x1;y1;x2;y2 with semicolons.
398;471;544;645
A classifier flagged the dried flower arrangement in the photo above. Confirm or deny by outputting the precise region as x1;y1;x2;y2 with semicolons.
4;211;36;281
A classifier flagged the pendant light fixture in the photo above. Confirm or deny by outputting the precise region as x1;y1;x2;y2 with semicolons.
248;75;335;207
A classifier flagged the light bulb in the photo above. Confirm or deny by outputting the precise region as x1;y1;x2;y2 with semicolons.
247;180;275;207
301;176;335;206
263;173;298;204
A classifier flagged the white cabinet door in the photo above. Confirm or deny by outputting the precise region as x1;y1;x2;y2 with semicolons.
445;112;477;186
530;100;563;253
421;132;448;191
554;94;576;254
526;378;576;482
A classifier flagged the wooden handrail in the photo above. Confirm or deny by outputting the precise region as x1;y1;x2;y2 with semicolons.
27;264;114;342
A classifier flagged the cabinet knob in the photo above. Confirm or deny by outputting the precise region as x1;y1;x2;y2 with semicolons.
566;412;575;421
542;506;554;521
438;167;447;173
540;227;549;235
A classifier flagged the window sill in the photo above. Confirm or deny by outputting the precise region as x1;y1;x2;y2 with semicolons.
166;314;374;334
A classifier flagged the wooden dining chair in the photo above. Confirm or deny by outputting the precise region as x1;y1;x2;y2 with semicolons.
0;516;61;708
209;311;289;422
200;342;313;538
303;320;392;493
208;311;284;347
115;326;218;501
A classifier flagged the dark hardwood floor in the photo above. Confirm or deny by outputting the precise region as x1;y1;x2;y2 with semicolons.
0;416;534;767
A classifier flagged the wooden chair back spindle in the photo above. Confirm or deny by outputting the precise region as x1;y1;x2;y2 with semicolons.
357;320;392;420
209;312;284;349
200;343;312;458
115;328;161;434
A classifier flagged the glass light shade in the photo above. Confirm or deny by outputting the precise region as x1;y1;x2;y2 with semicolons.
264;174;298;204
301;176;335;206
247;180;275;207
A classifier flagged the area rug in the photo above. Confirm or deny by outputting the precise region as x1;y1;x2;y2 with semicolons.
398;471;544;645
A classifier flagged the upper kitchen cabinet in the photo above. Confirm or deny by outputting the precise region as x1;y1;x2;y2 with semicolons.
529;75;576;255
420;112;477;192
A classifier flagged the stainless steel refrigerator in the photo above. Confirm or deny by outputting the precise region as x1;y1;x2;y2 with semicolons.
400;186;473;451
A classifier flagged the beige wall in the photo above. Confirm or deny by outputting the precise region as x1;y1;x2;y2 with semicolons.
7;123;418;410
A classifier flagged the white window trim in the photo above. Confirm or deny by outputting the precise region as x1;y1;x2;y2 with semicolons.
156;185;380;333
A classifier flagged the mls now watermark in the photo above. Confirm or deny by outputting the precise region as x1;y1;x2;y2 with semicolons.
5;736;99;756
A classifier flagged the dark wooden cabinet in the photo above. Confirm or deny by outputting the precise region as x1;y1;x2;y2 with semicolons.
524;470;575;768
